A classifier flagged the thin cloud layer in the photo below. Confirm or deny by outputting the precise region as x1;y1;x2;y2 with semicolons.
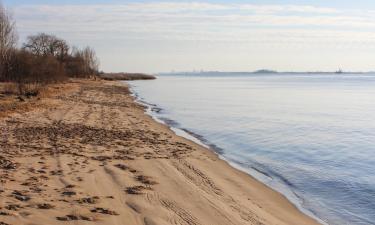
10;2;375;72
14;2;375;43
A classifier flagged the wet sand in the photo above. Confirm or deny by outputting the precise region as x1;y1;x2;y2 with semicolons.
0;80;320;225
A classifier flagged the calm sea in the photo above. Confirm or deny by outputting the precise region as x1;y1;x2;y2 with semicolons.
129;73;375;225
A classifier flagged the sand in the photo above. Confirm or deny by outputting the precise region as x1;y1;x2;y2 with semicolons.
0;80;321;225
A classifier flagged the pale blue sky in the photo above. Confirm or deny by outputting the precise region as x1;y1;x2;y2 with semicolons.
3;0;375;73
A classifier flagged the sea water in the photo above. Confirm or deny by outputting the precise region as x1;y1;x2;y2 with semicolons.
129;73;375;225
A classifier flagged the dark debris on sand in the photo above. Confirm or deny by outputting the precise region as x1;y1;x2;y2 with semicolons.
135;175;158;186
12;190;31;202
114;164;128;171
90;207;119;215
36;203;55;209
125;186;149;195
0;156;17;170
56;214;93;221
76;196;100;204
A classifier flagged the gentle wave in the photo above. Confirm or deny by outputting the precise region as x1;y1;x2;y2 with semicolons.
128;73;375;225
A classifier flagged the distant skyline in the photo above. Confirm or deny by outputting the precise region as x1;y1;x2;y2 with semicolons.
4;0;375;73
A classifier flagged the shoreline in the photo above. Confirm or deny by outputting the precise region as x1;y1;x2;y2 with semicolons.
0;80;321;225
130;80;324;224
129;82;326;225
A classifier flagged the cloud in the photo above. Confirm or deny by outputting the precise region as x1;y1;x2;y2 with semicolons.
12;2;375;48
238;4;339;14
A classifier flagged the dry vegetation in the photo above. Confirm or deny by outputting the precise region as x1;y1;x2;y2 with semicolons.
0;80;78;118
0;2;99;97
99;73;156;81
0;1;102;118
0;1;155;118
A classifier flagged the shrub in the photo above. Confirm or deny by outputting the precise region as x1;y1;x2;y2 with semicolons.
8;50;66;94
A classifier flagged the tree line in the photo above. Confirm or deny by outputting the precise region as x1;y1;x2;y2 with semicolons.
0;2;99;94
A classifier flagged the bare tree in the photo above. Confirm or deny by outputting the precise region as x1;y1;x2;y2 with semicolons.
53;38;69;61
82;46;99;75
0;1;101;96
68;46;99;77
0;1;18;81
23;33;69;61
22;34;99;78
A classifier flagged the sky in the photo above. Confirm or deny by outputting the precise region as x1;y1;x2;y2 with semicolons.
3;0;375;73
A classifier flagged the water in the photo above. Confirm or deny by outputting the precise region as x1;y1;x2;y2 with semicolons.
129;73;375;225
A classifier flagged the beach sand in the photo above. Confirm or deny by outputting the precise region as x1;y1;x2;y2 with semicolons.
0;80;320;225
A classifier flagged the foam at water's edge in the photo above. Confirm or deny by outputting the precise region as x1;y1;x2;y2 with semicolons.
128;83;327;225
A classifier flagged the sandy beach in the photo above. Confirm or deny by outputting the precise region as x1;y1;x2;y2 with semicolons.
0;80;320;225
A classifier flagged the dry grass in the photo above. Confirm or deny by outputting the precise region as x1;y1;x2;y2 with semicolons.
0;82;40;118
0;80;79;118
99;73;156;81
0;97;37;118
1;82;42;96
1;82;19;95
